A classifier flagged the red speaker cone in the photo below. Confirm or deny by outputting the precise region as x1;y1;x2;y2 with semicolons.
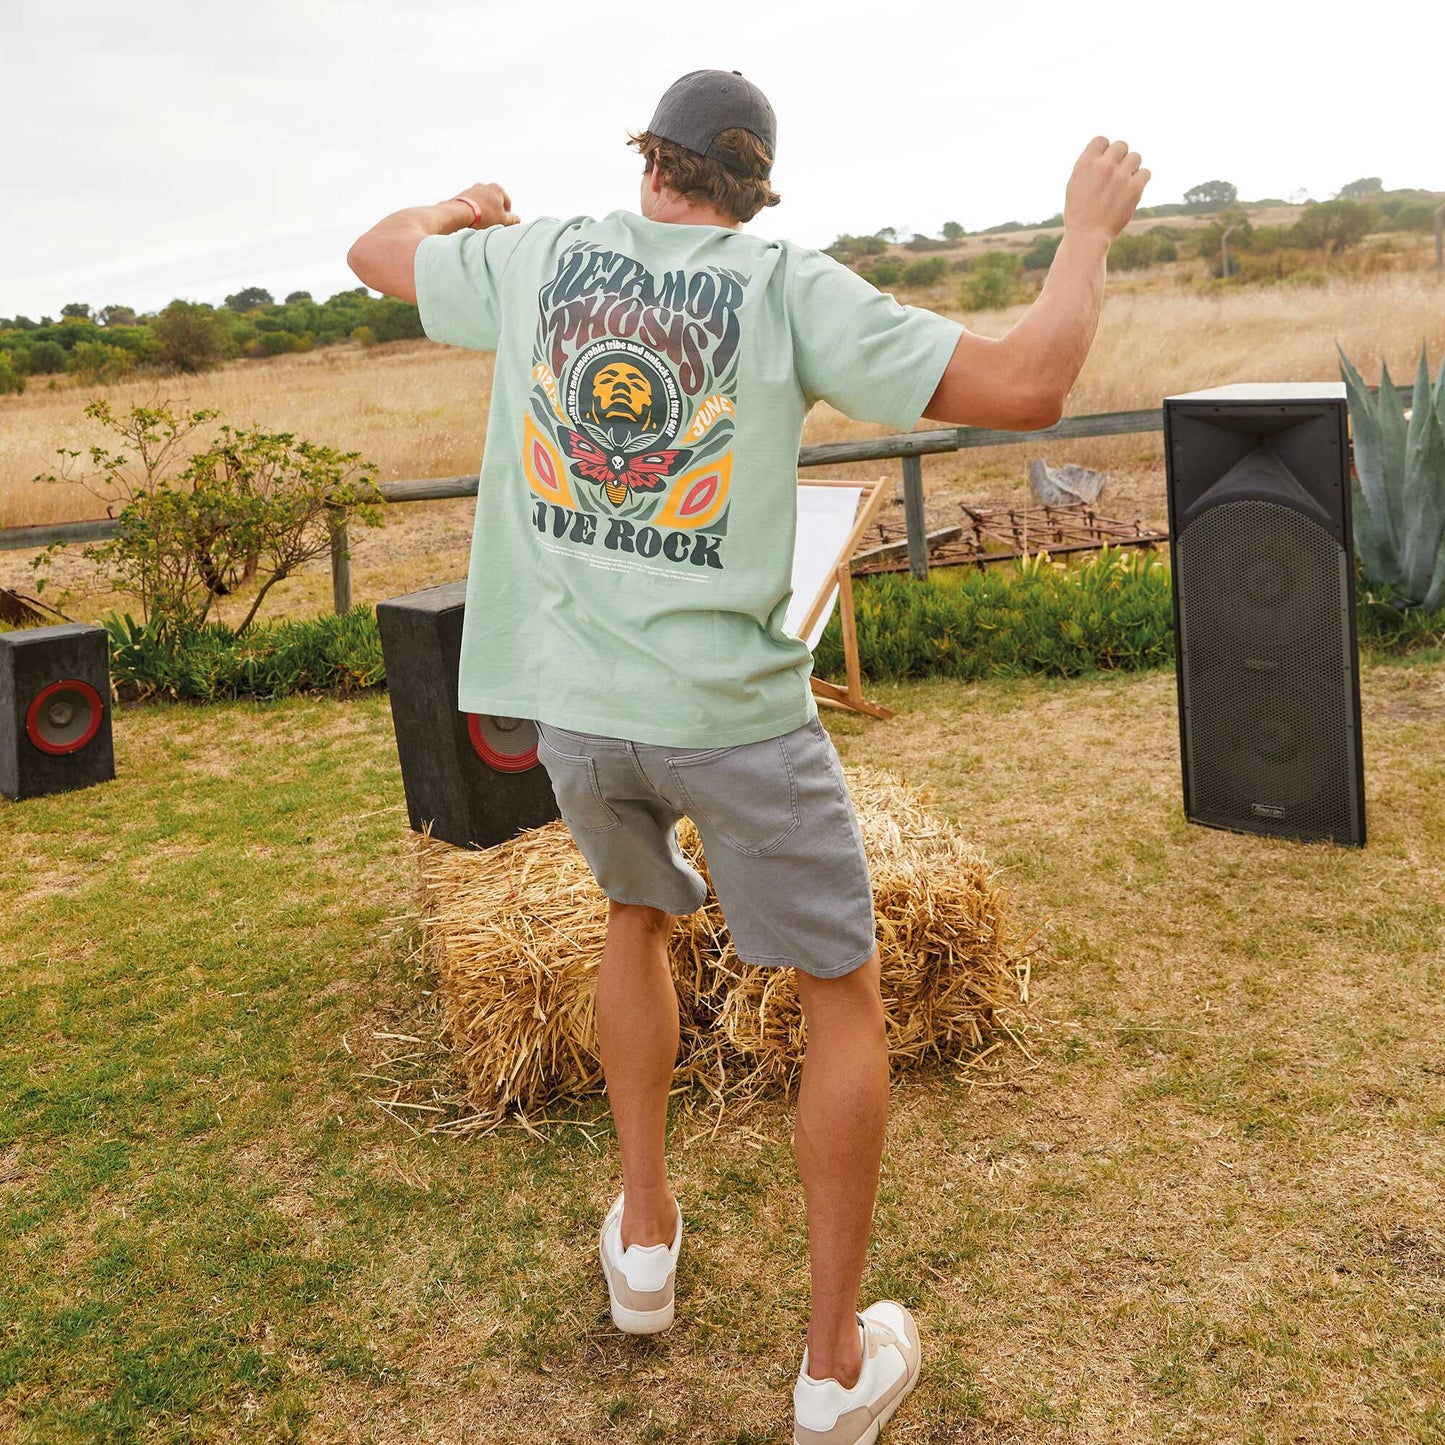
25;678;104;756
466;713;539;772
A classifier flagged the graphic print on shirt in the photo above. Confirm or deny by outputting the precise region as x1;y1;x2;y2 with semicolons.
522;242;746;573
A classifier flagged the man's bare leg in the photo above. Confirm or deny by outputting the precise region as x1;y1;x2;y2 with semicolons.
793;949;889;1389
596;899;681;1249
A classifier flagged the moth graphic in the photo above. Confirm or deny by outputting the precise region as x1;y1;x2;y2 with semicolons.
561;429;692;507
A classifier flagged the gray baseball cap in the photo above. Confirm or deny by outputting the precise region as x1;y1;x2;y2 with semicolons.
645;69;777;172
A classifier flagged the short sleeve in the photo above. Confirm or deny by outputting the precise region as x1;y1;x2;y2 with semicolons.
789;248;965;431
414;220;536;351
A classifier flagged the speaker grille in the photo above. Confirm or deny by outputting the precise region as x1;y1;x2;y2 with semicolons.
1176;499;1358;843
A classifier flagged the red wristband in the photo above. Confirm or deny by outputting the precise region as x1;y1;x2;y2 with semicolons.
448;194;483;228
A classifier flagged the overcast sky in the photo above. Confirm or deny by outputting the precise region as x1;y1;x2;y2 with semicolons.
4;0;1439;320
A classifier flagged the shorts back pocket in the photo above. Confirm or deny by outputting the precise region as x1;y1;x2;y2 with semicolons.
536;732;621;833
666;736;800;856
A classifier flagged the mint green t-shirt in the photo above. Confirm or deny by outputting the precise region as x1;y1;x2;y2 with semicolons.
414;210;962;747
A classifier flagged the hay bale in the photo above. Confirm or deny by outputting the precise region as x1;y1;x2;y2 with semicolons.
413;765;1028;1123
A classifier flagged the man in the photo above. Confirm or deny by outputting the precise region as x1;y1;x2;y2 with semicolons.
349;69;1147;1444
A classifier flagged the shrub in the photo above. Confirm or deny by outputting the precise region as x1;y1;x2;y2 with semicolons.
66;341;134;385
1108;232;1176;271
860;259;904;287
0;353;24;395
1022;234;1061;272
1193;213;1253;260
813;550;1175;682
903;257;949;287
33;400;384;643
1390;201;1437;233
25;340;68;375
252;329;309;356
958;251;1022;310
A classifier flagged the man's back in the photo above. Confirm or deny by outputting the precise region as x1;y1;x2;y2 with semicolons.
413;208;960;746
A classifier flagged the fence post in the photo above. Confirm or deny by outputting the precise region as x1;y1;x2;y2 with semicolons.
901;453;928;580
328;505;352;616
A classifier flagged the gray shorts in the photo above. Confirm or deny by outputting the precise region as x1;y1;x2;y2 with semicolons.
533;717;877;979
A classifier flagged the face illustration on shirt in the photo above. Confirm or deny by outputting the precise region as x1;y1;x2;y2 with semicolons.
588;362;655;430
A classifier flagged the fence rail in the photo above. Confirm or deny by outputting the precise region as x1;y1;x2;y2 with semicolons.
0;391;1397;604
0;405;1170;595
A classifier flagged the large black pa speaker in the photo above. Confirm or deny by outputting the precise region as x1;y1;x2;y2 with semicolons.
376;580;559;849
1;622;115;801
1164;383;1365;847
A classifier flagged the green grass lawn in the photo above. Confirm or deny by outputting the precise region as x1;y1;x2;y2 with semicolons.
4;660;1444;1443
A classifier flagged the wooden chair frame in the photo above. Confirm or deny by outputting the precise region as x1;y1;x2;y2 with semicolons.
795;477;894;720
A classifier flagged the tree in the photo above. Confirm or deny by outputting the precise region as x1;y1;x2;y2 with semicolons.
99;304;138;328
1292;199;1377;253
1184;180;1238;212
941;220;965;241
1338;176;1383;200
284;290;312;305
61;302;93;320
67;341;134;385
26;340;68;374
154;300;228;373
223;286;274;312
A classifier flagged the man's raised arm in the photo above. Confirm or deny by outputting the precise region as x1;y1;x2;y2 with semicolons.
346;182;519;304
923;138;1150;432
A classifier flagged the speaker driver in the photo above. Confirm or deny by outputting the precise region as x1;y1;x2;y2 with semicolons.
466;713;539;772
25;679;103;755
1186;663;1351;837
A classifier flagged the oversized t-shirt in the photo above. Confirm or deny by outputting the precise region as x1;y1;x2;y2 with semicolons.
414;210;963;747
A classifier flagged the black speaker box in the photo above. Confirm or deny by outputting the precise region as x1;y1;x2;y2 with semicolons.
1164;383;1366;846
376;580;559;849
1;622;115;801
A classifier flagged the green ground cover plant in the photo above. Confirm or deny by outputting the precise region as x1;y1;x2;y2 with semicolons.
3;662;1443;1442
814;551;1176;682
104;606;385;701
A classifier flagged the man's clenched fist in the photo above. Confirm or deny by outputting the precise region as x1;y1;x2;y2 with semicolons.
453;182;519;230
1065;138;1150;243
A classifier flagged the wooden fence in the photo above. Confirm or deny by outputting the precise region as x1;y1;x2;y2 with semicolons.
2;388;1399;608
0;406;1168;610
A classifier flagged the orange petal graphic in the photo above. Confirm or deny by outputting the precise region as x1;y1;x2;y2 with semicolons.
653;451;733;530
523;412;576;508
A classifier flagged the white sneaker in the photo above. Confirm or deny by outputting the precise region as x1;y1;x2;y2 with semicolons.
598;1192;682;1334
793;1301;922;1445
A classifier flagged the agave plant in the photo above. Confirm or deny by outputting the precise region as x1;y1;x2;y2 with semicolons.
1340;344;1445;611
